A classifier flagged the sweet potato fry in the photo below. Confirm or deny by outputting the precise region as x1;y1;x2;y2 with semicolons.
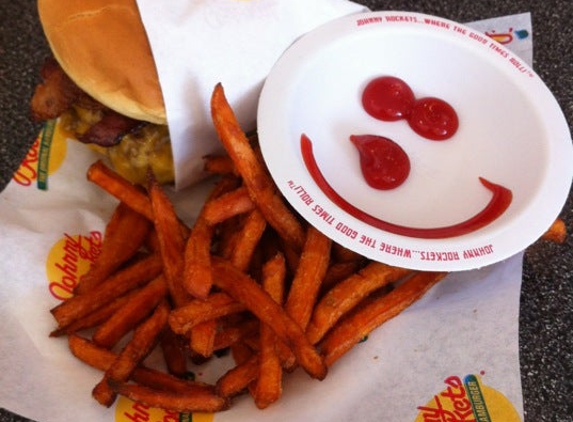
275;226;331;371
68;334;119;371
320;271;447;367
254;253;286;409
159;327;188;377
541;217;567;243
92;275;168;348
50;288;140;337
216;216;242;260
201;185;255;226
307;262;412;344
277;236;303;274
321;259;367;292
183;175;240;299
88;161;190;239
68;335;211;394
144;229;160;254
75;202;152;295
148;174;190;307
190;319;218;358
331;242;364;263
261;253;286;306
213;319;259;352
87;160;153;220
204;154;237;175
92;300;170;407
169;292;246;335
183;218;215;299
229;209;267;272
50;253;163;329
216;355;259;398
285;226;332;331
211;256;327;380
131;372;214;396
210;83;305;250
108;380;229;413
231;339;256;364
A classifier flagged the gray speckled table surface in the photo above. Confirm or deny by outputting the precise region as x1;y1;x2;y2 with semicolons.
1;1;572;422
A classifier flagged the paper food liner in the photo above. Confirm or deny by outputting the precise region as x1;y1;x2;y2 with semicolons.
0;10;533;422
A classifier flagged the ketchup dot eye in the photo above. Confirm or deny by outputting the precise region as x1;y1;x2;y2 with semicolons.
362;76;415;121
408;97;459;141
350;134;410;190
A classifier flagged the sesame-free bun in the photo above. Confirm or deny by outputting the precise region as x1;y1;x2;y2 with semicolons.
38;0;166;124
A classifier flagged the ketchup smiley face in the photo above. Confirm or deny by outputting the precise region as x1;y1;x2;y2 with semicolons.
298;75;512;239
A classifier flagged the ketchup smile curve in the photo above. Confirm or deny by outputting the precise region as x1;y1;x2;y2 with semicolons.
300;134;513;239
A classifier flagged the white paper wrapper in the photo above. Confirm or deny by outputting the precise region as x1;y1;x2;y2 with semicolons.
135;0;368;189
0;11;533;422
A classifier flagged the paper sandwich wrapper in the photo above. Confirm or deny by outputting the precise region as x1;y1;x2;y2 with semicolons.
136;0;369;189
0;5;533;422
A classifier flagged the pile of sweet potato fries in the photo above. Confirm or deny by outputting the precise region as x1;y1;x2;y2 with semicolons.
48;83;566;414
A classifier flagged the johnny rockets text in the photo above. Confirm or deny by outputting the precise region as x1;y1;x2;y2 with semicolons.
356;13;535;79
49;232;103;300
287;181;496;262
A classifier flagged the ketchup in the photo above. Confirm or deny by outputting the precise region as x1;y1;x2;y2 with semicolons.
362;76;415;121
361;76;458;141
408;97;459;141
300;134;512;239
349;134;410;190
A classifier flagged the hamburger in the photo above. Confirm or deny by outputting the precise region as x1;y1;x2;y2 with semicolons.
30;0;174;184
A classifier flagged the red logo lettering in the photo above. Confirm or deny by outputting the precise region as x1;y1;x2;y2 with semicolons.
13;138;40;186
48;232;103;300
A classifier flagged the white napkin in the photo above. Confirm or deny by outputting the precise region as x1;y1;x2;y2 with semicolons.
135;0;368;189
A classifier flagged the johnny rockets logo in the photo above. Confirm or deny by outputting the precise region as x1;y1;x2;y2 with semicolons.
12;119;68;190
484;27;530;45
46;231;102;300
415;374;521;422
115;396;214;422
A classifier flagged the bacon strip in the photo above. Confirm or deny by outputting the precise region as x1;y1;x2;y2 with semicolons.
31;57;144;147
30;57;80;121
78;110;142;147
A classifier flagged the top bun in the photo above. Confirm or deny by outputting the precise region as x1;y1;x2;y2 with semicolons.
38;0;166;124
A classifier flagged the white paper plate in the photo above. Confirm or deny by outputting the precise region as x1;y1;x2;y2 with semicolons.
257;11;572;271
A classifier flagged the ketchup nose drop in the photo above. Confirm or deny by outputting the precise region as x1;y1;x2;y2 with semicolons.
350;134;410;190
